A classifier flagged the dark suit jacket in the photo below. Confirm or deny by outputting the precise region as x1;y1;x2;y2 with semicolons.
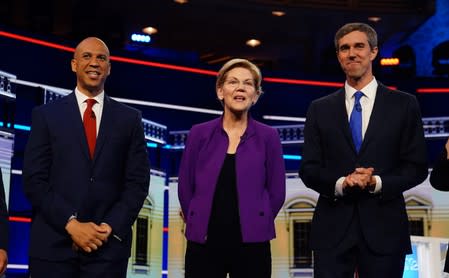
429;147;449;272
0;172;8;251
299;83;428;255
23;93;150;261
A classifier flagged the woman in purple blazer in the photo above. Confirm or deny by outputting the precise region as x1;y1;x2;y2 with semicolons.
178;58;286;277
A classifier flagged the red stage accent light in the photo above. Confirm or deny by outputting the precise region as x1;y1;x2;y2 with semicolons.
263;77;343;88
416;88;449;93
0;29;400;90
9;216;32;223
0;31;75;52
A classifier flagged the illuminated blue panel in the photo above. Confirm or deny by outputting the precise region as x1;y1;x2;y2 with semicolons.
283;154;302;160
13;124;31;131
146;142;158;148
7;221;30;276
403;244;418;278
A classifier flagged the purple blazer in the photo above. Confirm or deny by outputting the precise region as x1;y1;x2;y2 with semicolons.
178;116;286;243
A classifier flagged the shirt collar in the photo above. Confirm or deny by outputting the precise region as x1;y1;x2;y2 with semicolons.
74;87;105;106
344;77;378;101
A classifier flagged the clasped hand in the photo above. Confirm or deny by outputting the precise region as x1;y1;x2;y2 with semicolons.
65;219;112;253
0;249;7;275
343;167;376;192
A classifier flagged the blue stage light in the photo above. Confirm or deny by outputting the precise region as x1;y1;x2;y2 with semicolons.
131;34;151;43
283;154;302;160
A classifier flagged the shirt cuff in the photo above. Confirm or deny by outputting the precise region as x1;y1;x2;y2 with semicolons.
113;234;123;242
67;213;77;223
101;222;121;242
372;175;382;193
335;177;345;196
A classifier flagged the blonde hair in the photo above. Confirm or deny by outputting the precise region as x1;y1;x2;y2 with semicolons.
216;58;262;94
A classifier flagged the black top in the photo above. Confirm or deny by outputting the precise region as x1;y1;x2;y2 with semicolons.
430;147;449;273
207;153;242;246
430;148;449;191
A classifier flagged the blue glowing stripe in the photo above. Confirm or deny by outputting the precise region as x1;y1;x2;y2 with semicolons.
0;122;32;131
283;154;302;160
14;124;31;131
146;142;158;148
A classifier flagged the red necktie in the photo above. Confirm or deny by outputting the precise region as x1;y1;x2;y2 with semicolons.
83;99;97;159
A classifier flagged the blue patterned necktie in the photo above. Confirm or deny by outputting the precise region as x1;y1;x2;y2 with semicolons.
350;91;364;153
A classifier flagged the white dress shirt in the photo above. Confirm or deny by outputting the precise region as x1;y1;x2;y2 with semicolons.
70;89;121;241
74;88;104;135
335;77;382;196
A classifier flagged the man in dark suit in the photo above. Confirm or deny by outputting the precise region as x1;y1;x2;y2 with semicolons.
299;23;428;277
23;37;150;278
0;172;8;276
430;137;449;272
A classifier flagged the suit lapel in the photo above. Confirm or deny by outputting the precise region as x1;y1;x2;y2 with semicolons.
93;95;114;163
359;83;388;154
64;93;91;160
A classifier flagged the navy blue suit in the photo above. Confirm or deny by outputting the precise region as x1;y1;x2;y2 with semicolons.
23;93;150;264
299;83;428;276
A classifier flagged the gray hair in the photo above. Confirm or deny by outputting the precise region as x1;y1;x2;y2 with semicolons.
216;58;262;94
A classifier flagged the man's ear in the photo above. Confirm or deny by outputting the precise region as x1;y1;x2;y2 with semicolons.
71;59;77;73
370;46;379;61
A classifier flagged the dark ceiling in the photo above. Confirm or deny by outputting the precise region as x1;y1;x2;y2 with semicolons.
0;0;435;74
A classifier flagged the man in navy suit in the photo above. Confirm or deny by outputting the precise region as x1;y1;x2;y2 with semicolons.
299;23;428;277
0;172;8;276
23;37;150;278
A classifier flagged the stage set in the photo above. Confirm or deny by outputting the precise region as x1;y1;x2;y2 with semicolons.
1;1;449;277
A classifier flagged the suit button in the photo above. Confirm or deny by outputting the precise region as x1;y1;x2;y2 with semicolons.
90;177;94;182
259;211;265;216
